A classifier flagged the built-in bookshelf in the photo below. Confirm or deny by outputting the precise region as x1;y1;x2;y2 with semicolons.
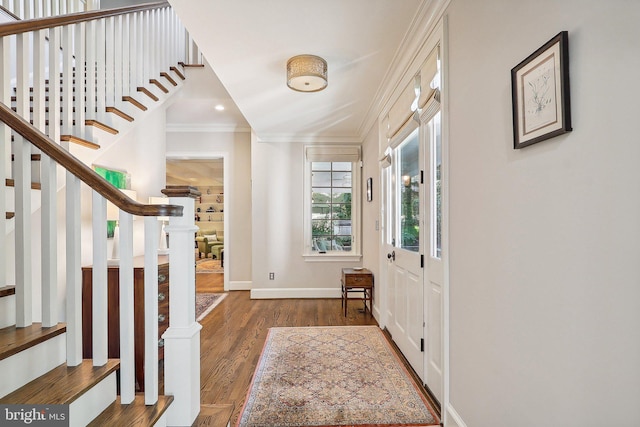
195;186;224;228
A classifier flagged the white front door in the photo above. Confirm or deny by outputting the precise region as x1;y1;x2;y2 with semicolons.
422;111;444;404
383;127;425;380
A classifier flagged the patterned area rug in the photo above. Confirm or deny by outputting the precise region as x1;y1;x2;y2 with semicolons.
196;293;227;321
237;326;438;427
196;258;223;273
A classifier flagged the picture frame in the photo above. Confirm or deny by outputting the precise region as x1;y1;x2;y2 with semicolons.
366;177;373;202
511;31;572;149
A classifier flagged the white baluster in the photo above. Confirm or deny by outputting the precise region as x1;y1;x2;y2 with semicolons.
119;210;135;403
15;32;32;328
66;173;82;365
91;191;108;366
104;16;114;115
61;24;73;140
85;19;96;126
121;14;129;99
0;35;7;290
47;26;60;142
113;15;122;108
96;18;106;123
74;22;86;139
144;216;159;404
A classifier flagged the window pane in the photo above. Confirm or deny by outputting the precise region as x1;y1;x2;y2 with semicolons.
332;171;351;187
331;188;351;203
332;162;351;171
311;190;331;203
312;171;331;187
398;130;420;252
313;162;332;171
310;161;353;252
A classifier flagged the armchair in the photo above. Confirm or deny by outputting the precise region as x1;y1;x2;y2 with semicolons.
195;229;224;259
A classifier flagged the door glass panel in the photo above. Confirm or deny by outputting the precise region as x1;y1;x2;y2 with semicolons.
430;112;442;259
397;129;420;252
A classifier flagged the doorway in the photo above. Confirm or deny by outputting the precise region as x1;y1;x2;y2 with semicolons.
166;157;227;292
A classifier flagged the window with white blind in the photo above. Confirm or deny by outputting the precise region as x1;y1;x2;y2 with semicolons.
303;146;362;260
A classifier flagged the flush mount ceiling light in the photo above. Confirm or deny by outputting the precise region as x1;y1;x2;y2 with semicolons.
286;54;328;92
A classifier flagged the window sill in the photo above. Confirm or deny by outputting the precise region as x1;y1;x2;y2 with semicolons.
303;253;362;262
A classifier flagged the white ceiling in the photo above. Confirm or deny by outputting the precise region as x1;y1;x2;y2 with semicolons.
168;0;428;142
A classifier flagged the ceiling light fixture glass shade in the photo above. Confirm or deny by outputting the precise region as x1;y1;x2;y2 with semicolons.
287;54;328;92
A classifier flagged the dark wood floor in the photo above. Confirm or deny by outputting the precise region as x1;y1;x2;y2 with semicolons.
195;274;378;425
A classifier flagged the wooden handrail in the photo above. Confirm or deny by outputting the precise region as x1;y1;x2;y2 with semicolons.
0;1;169;37
0;102;182;217
0;5;21;21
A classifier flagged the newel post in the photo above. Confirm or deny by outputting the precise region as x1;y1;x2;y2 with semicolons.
161;186;201;426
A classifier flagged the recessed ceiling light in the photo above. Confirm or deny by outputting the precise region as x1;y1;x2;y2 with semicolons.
215;104;225;111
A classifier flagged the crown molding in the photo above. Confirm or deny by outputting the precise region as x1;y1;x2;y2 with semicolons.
255;133;362;144
358;0;450;140
165;124;252;133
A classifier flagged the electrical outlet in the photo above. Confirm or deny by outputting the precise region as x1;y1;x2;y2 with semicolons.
269;272;275;280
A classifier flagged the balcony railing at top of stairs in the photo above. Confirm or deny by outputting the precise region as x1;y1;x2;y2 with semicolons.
0;2;203;425
1;0;88;21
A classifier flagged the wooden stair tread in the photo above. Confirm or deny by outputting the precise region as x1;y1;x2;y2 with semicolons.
0;323;66;361
85;119;119;135
170;66;185;81
122;96;148;111
160;72;177;87
179;62;205;68
106;107;134;122
149;79;169;93
0;285;16;298
11;154;42;161
137;87;159;102
0;359;119;405
5;178;41;190
60;134;101;150
192;404;235;427
89;395;174;426
5;212;15;219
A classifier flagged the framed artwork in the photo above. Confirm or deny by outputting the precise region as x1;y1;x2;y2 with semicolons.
511;31;572;149
93;165;130;238
366;177;373;202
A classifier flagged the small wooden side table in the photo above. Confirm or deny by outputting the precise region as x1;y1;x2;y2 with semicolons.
341;268;374;317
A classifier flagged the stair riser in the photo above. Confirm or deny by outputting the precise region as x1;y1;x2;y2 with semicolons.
69;373;117;427
0;295;16;329
0;334;66;398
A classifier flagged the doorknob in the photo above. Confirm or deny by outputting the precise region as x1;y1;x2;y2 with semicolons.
387;251;395;261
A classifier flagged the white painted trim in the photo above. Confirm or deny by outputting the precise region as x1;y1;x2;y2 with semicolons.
166;124;252;133
303;254;362;262
256;134;362;144
445;403;467;427
229;281;252;291
251;288;341;300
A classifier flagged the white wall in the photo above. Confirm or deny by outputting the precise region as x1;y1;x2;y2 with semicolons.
251;138;365;298
166;130;252;288
445;0;640;425
361;124;381;314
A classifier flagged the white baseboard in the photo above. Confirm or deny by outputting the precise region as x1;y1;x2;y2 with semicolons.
445;403;468;427
250;288;341;299
229;281;252;291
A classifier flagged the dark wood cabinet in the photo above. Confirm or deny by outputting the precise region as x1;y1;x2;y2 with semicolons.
82;255;169;391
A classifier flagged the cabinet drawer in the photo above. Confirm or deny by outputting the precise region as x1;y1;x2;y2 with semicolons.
343;274;373;287
158;267;169;285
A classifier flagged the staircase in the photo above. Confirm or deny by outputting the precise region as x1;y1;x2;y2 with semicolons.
0;2;203;425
